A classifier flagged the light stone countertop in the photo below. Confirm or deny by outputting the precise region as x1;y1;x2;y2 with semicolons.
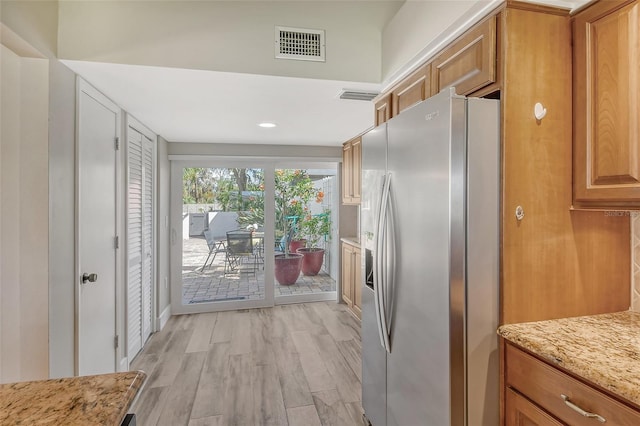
340;236;360;247
498;311;640;408
0;370;146;425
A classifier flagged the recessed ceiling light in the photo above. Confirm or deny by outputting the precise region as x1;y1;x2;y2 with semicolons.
258;122;277;128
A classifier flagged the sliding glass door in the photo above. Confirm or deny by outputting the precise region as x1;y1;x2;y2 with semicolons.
171;160;338;314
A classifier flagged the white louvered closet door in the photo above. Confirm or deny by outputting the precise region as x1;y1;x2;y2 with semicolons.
141;135;153;342
127;126;154;361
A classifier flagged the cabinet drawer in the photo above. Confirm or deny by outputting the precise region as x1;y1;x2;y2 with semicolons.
506;344;640;425
506;388;563;426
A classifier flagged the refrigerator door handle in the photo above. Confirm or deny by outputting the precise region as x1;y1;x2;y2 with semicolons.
373;175;386;349
378;173;392;353
385;175;396;342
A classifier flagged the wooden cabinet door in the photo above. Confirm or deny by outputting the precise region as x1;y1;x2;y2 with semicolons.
352;247;362;319
342;137;361;205
342;142;353;204
374;94;392;126
341;243;354;307
431;15;497;96
351;138;361;203
573;0;640;205
391;64;431;115
506;388;564;426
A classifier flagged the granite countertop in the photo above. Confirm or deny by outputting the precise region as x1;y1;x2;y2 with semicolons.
341;236;360;247
498;311;640;408
0;370;146;425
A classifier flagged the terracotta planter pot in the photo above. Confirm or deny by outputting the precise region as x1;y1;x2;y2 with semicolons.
289;239;307;254
274;253;303;285
297;248;325;276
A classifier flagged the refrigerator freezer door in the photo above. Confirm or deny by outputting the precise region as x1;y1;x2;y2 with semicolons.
466;98;500;426
361;124;388;426
385;89;465;426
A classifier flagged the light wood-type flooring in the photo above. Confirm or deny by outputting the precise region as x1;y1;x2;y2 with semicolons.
130;302;365;426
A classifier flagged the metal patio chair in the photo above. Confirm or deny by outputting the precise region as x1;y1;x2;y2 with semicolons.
199;229;226;272
224;229;258;275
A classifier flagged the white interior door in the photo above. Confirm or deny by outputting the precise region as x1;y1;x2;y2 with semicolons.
77;80;120;375
126;122;154;360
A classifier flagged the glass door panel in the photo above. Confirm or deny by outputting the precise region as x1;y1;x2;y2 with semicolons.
178;166;270;312
274;168;338;303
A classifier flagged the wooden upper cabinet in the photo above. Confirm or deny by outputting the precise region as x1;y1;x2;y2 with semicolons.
342;136;361;204
431;15;498;96
374;94;392;126
391;64;431;115
342;142;353;204
573;0;640;206
351;138;361;202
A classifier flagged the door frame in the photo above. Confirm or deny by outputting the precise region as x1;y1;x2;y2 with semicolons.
170;158;339;314
74;78;124;374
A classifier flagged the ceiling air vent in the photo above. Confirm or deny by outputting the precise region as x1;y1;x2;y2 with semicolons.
338;89;379;102
275;26;325;62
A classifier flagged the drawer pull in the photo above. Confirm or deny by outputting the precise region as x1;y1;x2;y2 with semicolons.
561;394;606;423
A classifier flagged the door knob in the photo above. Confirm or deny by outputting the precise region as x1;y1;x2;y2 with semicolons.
82;273;98;283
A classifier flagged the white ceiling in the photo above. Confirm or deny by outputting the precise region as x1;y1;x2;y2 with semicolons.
62;0;594;148
63;60;379;147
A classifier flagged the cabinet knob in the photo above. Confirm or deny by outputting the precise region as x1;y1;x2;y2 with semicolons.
515;206;525;221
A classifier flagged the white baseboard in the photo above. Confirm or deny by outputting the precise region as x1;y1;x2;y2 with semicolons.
156;305;171;331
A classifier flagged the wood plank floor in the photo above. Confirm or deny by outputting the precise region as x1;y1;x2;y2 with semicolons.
131;302;365;426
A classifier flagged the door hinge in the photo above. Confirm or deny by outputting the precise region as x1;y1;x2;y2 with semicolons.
114;335;119;349
115;236;119;249
115;137;120;150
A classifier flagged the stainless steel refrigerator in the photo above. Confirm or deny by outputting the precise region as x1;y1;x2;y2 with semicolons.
361;88;500;426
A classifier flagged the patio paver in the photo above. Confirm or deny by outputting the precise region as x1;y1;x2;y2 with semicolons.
182;236;336;305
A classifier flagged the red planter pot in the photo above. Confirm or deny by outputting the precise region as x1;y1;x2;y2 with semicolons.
274;253;303;285
289;239;307;254
297;248;325;276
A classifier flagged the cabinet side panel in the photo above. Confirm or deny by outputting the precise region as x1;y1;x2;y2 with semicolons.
501;8;630;324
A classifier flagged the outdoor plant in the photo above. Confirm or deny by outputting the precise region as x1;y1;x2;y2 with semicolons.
274;169;318;254
299;210;331;248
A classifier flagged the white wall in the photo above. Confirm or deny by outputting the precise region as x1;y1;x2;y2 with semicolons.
0;43;50;383
47;59;77;379
2;1;80;380
156;136;171;327
382;0;479;83
0;0;58;57
57;1;402;83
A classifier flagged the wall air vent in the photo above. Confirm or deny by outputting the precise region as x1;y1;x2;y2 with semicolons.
275;26;325;62
338;89;379;102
